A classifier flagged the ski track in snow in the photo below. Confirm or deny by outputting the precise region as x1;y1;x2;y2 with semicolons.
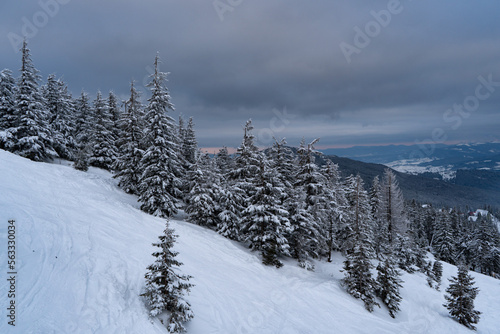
0;150;499;334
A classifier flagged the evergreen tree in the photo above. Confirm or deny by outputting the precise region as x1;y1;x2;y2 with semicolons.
322;159;348;262
344;174;375;257
341;240;379;312
182;117;198;166
432;260;443;290
11;39;54;161
73;145;90;172
378;169;407;248
230;119;262;200
137;54;182;217
0;69;17;150
240;155;290;268
443;266;481;330
108;91;121;139
376;259;403;318
88;91;116;169
43;74;76;159
114;81;144;194
290;138;327;260
433;210;456;264
215;146;233;176
142;222;194;333
74;90;93;148
185;153;221;229
341;174;378;312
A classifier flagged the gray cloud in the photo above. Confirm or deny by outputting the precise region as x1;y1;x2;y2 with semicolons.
1;0;499;148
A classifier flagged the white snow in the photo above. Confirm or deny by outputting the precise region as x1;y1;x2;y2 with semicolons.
385;159;456;181
1;150;499;334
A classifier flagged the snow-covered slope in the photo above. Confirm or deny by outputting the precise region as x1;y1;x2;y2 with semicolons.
0;150;499;334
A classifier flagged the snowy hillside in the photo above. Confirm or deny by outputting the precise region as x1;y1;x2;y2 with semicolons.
1;150;499;334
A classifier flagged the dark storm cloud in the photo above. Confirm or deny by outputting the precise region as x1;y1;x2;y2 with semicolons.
1;0;499;148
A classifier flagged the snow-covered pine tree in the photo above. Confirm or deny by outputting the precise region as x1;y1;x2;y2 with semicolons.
215;146;233;176
378;169;407;249
321;159;348;262
182;117;197;166
185;153;221;229
341;174;379;312
43;74;77;160
432;260;443;290
370;175;388;258
240;155;290;268
229;119;262;200
114;81;144;194
74;90;93;149
142;221;194;333
108;91;122;141
433;210;456;264
290;138;327;261
88;91;117;170
343;174;375;258
12;39;54;161
376;259;403;318
0;69;17;150
216;181;244;241
137;53;182;218
471;213;500;276
73;144;90;171
443;266;481;330
177;115;186;150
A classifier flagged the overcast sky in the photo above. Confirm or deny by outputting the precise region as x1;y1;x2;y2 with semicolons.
1;0;499;150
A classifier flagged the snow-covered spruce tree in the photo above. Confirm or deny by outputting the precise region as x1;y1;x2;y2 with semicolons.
376;259;403;318
229;119;262;199
370;175;388;258
142;221;194;333
321;159;348;262
108;91;122;142
74;90;93;149
137;53;182;218
182;117;198;166
73;144;90;172
378;169;407;249
185;153;221;229
289;138;327;263
344;174;375;258
12;39;54;161
43;74;77;160
215;146;233;176
240;155;290;268
88;91;117;170
432;260;443;290
432;210;456;264
443;266;481;330
471;213;500;277
0;69;17;150
341;174;379;312
216;181;244;241
113;81;144;194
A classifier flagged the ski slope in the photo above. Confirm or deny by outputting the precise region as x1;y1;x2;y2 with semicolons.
0;150;499;334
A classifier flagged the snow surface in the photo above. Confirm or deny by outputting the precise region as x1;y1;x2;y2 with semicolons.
385;159;456;181
1;150;499;334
